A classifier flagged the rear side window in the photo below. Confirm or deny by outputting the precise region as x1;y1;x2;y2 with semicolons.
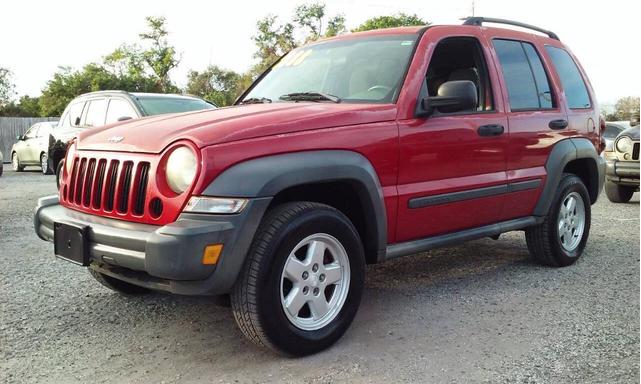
84;99;108;127
493;39;554;110
545;46;591;109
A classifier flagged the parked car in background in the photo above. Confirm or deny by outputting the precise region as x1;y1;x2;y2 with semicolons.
48;91;216;185
10;122;57;174
603;124;640;202
603;121;632;149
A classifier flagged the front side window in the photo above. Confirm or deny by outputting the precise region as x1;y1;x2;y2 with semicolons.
425;36;494;112
24;124;38;138
84;98;108;127
545;46;591;109
241;34;419;104
67;101;85;128
106;98;137;124
493;39;554;111
136;97;215;116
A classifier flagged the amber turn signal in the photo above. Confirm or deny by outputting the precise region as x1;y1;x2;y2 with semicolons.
202;244;223;265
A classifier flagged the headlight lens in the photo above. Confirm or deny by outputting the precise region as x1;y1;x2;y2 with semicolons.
165;146;197;194
616;136;633;153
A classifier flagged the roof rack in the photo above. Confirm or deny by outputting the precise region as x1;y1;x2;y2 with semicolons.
461;17;560;40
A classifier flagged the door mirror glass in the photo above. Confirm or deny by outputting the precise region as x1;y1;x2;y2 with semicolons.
422;80;478;115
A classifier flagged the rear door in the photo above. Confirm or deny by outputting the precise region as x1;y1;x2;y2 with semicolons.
544;44;598;147
485;33;569;220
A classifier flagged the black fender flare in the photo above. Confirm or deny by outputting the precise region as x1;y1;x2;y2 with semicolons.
202;150;388;261
533;137;605;216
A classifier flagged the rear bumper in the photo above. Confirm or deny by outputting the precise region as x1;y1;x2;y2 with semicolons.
34;195;271;295
605;159;640;186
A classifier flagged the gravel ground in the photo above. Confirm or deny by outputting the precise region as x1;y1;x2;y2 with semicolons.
1;168;639;384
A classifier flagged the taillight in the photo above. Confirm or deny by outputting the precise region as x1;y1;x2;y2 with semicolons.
599;116;606;135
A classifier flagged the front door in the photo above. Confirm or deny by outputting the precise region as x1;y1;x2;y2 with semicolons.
395;30;509;242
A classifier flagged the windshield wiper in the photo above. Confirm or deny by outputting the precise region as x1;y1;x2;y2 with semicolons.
279;92;341;103
240;97;272;105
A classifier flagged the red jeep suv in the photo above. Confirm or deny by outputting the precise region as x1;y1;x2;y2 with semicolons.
35;17;605;356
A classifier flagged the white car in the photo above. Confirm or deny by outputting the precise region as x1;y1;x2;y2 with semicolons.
10;122;57;174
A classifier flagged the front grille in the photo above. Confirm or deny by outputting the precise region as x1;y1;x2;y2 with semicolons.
633;142;639;160
63;156;151;217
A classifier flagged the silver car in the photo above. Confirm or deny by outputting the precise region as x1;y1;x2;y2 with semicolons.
10;122;57;174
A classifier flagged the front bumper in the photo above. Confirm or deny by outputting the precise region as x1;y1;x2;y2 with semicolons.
34;195;270;295
605;159;640;186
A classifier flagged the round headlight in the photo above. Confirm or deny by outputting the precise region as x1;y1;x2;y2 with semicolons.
616;136;633;153
165;146;197;194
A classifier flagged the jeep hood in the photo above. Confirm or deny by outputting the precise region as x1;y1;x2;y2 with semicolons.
76;103;396;153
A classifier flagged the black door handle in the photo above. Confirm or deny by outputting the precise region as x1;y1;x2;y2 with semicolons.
549;119;568;130
477;124;504;137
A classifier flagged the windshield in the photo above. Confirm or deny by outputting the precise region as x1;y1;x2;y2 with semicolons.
137;97;215;116
242;34;419;104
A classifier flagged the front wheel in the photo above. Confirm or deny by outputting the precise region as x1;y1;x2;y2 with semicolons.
604;181;635;203
231;202;365;356
526;174;591;267
12;153;24;172
41;153;52;175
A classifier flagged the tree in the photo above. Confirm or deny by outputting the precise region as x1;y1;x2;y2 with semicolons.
0;96;42;117
0;67;14;107
186;65;247;106
251;3;345;73
139;16;181;92
612;96;640;123
252;15;297;74
39;63;160;116
352;13;428;32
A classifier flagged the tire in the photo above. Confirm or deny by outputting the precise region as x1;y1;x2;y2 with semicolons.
12;152;24;172
604;181;634;203
40;153;52;175
88;268;150;295
55;160;64;189
231;202;365;356
526;173;591;267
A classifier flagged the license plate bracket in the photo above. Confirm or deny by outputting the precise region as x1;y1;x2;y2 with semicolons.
54;222;89;266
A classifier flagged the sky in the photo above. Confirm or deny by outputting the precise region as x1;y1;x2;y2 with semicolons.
1;0;639;106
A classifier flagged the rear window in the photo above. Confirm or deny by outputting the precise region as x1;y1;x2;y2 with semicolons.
544;46;591;109
136;97;215;116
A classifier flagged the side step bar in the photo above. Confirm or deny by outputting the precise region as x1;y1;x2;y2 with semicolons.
385;216;542;260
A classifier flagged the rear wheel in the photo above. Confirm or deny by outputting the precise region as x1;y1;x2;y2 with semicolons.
526;173;591;267
231;202;365;356
88;268;150;295
604;181;635;203
12;152;24;172
40;153;52;174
